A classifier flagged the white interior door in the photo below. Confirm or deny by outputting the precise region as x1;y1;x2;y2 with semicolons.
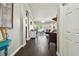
63;4;73;55
63;4;79;56
63;4;73;34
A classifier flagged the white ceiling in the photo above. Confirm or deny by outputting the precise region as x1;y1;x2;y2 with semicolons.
27;3;59;24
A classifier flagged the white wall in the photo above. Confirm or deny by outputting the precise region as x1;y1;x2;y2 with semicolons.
20;3;27;44
19;3;33;42
8;3;22;55
24;4;33;41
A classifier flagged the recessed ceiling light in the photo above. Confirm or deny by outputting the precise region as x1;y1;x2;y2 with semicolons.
41;20;45;23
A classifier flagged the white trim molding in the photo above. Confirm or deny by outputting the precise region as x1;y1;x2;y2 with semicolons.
10;43;26;56
56;51;61;56
22;42;26;47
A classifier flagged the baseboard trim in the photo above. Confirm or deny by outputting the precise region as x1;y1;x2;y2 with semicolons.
10;43;26;56
22;42;26;47
56;51;61;56
26;38;30;41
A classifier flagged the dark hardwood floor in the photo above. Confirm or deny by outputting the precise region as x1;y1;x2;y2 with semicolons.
15;33;56;56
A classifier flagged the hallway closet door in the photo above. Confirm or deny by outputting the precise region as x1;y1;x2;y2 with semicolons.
63;4;79;56
71;4;79;55
63;4;73;55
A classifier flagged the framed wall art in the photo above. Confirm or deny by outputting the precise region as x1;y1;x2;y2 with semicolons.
0;3;13;29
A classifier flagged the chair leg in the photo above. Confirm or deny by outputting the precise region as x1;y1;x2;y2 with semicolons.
55;43;57;51
4;47;8;56
48;41;50;49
